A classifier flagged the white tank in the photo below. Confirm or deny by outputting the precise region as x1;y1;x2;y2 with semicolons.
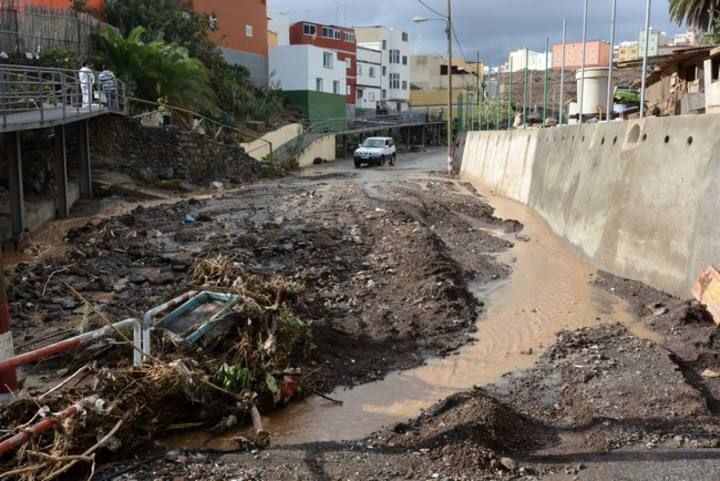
576;67;614;117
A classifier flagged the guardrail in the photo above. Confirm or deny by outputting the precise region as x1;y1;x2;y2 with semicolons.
0;63;128;129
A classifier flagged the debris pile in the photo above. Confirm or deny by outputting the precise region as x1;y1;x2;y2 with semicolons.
0;256;316;480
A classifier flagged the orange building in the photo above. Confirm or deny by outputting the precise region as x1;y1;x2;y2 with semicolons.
552;40;611;70
187;0;269;86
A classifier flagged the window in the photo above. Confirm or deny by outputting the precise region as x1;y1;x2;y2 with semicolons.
346;58;352;70
382;66;387;76
245;25;253;37
382;40;387;50
303;23;317;35
382;89;387;99
402;55;408;65
333;81;340;94
402;80;408;90
322;27;334;38
358;88;364;98
358;64;363;75
344;32;355;43
402;32;409;42
334;30;341;40
369;91;376;101
712;57;720;82
369;66;376;78
208;15;218;31
316;78;324;92
347;85;351;95
390;73;400;89
389;49;400;64
323;52;333;69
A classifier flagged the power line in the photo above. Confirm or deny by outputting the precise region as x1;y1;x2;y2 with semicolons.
416;0;470;62
417;0;445;19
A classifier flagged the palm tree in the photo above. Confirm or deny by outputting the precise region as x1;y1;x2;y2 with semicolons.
669;0;720;31
94;27;218;115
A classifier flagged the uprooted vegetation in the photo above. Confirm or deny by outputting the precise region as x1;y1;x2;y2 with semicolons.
0;262;316;479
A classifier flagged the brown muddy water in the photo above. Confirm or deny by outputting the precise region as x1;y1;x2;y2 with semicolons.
162;182;663;450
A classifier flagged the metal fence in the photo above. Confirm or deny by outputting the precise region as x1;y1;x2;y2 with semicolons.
0;64;128;129
0;1;110;58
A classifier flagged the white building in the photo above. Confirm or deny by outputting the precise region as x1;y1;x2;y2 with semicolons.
268;10;290;47
269;44;346;95
507;48;551;72
673;31;698;47
356;46;383;111
355;26;411;112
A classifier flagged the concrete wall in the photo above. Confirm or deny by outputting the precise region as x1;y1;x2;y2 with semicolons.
270;45;346;94
241;123;303;160
461;115;720;297
221;48;269;87
297;135;336;167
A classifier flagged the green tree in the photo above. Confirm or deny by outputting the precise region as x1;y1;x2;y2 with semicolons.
94;27;218;114
669;0;720;31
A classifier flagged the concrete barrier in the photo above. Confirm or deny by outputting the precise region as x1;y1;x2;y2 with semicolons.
461;115;720;297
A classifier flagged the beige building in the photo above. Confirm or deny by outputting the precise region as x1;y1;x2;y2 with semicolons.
617;42;639;63
410;54;483;111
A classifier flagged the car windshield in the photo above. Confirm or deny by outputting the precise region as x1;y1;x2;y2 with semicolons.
362;139;385;148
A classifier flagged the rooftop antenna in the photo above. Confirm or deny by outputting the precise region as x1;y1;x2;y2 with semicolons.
336;1;339;24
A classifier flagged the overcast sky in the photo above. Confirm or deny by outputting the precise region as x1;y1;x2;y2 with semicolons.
267;0;683;65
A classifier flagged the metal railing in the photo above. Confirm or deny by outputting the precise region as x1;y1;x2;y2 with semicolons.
0;63;128;129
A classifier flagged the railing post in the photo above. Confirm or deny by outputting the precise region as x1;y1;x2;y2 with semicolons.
39;72;45;125
61;73;67;121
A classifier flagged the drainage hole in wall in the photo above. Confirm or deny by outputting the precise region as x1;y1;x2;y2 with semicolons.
627;124;641;144
642;133;648;141
601;137;605;145
582;136;586;142
613;136;618;145
687;136;694;145
664;135;670;144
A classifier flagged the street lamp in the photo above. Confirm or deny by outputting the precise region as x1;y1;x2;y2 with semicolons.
414;0;454;175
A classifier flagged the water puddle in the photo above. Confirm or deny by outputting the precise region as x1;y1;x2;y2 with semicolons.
164;182;662;450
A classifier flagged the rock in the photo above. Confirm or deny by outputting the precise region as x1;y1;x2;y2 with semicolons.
146;229;163;239
702;369;720;379
500;457;518;471
129;273;148;284
52;297;78;310
197;213;213;222
210;181;225;191
175;231;197;243
149;271;175;285
178;182;195;193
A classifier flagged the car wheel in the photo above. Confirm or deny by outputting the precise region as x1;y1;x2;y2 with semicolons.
380;155;386;166
354;160;361;168
391;154;396;165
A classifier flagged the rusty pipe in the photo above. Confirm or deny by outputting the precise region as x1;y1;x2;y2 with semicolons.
141;291;198;363
0;318;140;372
0;395;98;455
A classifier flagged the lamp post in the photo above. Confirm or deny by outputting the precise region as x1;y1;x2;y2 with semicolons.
414;0;453;175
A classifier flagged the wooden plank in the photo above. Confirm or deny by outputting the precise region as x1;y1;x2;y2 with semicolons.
692;266;720;325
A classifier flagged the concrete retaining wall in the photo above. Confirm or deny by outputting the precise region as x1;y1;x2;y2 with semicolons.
461;115;720;297
241;123;303;161
298;135;336;168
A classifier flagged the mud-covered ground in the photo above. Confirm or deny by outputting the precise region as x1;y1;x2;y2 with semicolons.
6;150;720;480
106;274;720;481
6;151;513;395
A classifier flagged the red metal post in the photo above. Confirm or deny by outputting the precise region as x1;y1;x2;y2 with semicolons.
0;251;18;403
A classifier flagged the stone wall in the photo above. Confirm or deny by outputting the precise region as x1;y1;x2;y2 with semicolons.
461;115;720;298
88;115;264;185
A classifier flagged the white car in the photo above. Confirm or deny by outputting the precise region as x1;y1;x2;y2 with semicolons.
354;137;396;168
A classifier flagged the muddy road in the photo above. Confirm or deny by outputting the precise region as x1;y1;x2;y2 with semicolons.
5;149;720;481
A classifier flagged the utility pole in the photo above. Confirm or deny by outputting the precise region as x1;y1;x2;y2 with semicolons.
476;50;481;130
640;0;652;119
559;17;566;125
0;251;17;404
579;0;589;124
607;0;617;121
543;37;549;127
508;58;513;129
447;0;454;175
523;48;528;127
